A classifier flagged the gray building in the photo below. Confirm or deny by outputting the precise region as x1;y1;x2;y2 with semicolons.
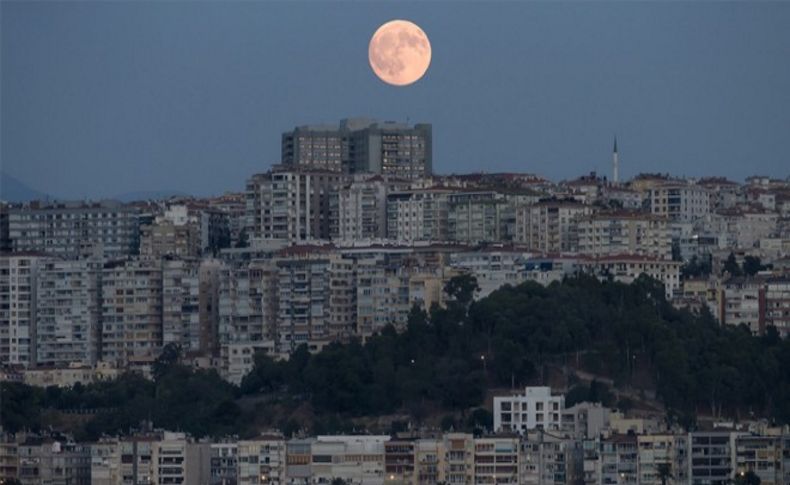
100;259;163;365
6;200;140;260
245;169;344;243
35;258;102;367
282;118;432;180
688;431;741;485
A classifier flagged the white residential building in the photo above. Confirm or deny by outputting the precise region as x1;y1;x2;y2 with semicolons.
649;184;710;222
494;387;565;433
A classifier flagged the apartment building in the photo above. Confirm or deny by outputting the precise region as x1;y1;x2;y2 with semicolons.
697;177;742;211
561;402;611;440
515;199;592;252
520;430;577;485
473;436;520;484
6;200;140;259
413;438;443;484
493;387;565;433
274;250;335;356
90;440;119;485
150;432;211;485
336;175;408;241
688;431;741;485
218;260;278;384
449;249;533;299
384;440;415;483
309;435;389;485
447;191;509;243
577;211;671;260
0;253;48;367
442;433;475;485
720;277;766;335
355;256;446;339
17;438;91;485
246;169;344;243
208;442;237;485
764;278;790;338
162;258;223;354
597;434;638;485
140;206;201;260
100;259;163;365
35;257;101;367
386;188;451;242
637;434;688;485
734;435;782;485
649;184;710;222
237;434;286;485
0;437;19;482
355;258;411;338
703;209;778;250
282;118;432;179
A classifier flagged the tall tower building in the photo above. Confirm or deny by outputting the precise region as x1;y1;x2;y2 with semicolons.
612;136;619;184
282;118;432;180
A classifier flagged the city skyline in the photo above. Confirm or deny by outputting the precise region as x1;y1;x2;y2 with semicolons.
2;1;789;200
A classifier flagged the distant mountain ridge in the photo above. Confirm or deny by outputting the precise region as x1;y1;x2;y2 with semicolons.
1;171;187;203
0;172;52;202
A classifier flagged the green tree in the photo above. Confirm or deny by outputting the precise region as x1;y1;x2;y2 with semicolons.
152;343;181;381
444;274;479;309
722;252;742;276
235;228;249;248
743;256;766;276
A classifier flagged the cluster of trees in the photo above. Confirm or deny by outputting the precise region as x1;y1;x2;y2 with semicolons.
3;273;790;439
722;252;769;277
2;362;240;441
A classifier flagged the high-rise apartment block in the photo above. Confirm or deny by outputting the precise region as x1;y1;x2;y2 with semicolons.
336;175;408;241
577;211;671;259
246;169;343;243
100;259;163;365
6;201;140;259
36;257;102;367
0;253;47;367
515;199;592;253
649;183;710;222
386;188;451;243
282;118;432;180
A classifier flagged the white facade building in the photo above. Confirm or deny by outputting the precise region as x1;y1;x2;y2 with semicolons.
494;386;565;433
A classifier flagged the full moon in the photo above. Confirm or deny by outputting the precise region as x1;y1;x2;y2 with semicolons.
369;20;432;86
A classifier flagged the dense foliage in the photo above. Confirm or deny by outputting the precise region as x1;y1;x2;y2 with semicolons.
3;274;790;439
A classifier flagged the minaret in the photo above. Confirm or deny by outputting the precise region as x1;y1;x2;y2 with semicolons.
612;135;619;184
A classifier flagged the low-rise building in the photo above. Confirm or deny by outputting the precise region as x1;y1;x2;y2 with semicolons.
494;387;565;433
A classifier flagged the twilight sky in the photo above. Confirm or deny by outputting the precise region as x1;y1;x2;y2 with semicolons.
2;1;789;199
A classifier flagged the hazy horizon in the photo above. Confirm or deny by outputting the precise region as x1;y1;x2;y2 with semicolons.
3;1;789;199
